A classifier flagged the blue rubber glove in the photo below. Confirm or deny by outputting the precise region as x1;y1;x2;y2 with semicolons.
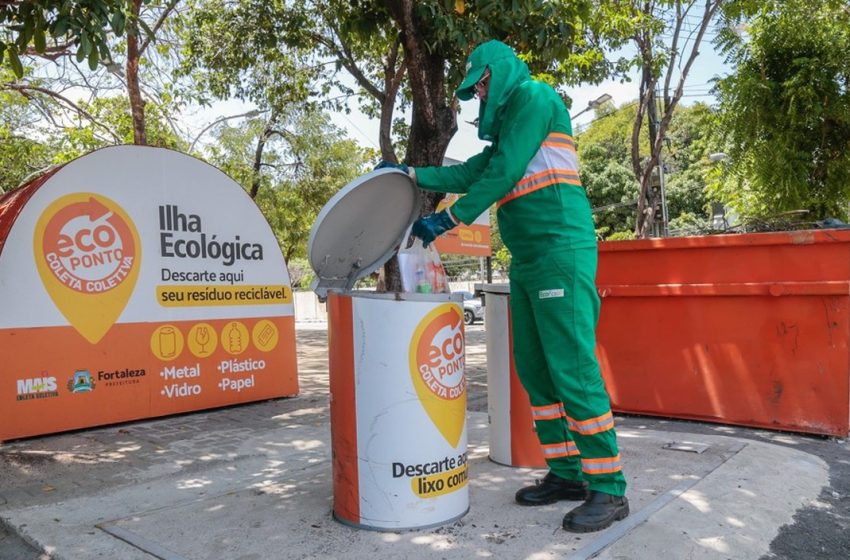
411;210;457;248
374;160;409;174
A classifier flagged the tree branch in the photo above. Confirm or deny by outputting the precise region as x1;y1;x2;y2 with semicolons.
250;113;278;199
663;1;685;106
189;109;266;153
139;0;181;56
656;0;721;157
1;82;122;143
310;29;385;102
635;0;722;237
24;43;74;60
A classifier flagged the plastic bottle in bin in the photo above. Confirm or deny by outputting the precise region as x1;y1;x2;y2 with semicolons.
416;263;433;293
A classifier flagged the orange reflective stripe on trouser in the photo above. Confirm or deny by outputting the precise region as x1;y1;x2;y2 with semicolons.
566;411;615;435
541;441;580;459
581;454;622;475
531;402;565;421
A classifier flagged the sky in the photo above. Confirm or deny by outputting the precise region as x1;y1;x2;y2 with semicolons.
185;31;734;163
328;41;733;162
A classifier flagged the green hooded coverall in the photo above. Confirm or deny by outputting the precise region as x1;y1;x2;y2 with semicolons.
413;40;626;497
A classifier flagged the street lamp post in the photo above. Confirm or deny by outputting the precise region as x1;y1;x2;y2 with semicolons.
571;93;613;120
708;153;734;229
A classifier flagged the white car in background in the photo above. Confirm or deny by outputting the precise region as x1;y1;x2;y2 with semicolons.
458;291;484;325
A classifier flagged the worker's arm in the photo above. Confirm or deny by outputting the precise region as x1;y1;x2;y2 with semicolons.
412;145;495;194
446;86;553;224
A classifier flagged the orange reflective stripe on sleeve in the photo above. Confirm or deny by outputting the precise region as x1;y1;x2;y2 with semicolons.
540;132;576;150
542;441;580;459
581;454;622;474
531;402;566;421
566;411;615;435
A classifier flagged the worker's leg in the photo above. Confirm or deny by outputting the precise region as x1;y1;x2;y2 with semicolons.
509;265;583;478
509;259;587;505
523;248;627;498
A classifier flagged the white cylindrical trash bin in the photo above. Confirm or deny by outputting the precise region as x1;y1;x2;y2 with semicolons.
480;283;547;468
310;169;469;531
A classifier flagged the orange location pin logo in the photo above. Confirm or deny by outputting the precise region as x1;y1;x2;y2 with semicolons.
409;304;467;447
34;193;141;344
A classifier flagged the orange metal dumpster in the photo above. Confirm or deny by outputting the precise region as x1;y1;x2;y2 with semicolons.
596;229;850;437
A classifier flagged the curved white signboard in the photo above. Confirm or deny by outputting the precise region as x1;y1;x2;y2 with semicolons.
0;146;298;440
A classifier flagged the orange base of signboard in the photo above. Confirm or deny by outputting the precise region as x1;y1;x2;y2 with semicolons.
596;230;850;437
1;316;298;441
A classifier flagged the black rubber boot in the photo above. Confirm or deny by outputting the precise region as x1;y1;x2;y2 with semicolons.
562;490;630;533
515;472;588;506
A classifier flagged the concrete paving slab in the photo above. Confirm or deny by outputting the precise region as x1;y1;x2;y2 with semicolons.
0;325;832;559
594;436;828;560
0;412;827;560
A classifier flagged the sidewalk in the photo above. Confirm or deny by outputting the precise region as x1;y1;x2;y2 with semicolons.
0;323;830;559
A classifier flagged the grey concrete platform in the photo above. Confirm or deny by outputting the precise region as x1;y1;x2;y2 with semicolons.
0;324;830;559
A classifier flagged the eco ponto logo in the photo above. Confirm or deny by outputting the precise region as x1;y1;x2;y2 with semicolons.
34;193;141;344
409;304;467;447
38;194;137;294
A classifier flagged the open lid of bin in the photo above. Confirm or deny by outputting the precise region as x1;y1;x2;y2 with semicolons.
308;168;420;299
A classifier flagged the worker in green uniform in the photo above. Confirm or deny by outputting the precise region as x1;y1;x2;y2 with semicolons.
379;40;628;533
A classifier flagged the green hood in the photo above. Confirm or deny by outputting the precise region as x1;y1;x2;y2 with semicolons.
455;40;531;142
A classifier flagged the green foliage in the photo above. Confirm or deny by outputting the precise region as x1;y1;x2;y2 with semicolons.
286;257;315;290
605;230;637;241
51;95;182;162
662;103;716;232
1;70;180;191
440;254;482;281
667;212;711;236
1;0;138;77
0;70;52;191
177;0;316;112
180;1;636;156
482;204;510;274
412;0;631;89
578;102;721;238
713;0;850;220
577;103;641;238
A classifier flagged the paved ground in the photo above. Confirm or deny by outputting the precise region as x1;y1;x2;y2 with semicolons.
0;322;847;559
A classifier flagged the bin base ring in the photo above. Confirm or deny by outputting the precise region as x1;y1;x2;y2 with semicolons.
332;507;470;533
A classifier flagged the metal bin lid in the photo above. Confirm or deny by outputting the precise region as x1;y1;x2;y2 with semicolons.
307;168;419;299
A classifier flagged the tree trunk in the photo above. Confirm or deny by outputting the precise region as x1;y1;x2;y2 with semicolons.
637;85;661;238
379;40;405;162
381;0;458;291
127;0;146;146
